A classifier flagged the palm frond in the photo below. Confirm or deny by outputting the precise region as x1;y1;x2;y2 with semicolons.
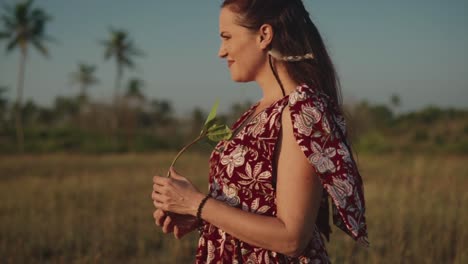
121;56;135;68
31;38;48;57
15;1;31;25
70;62;99;88
102;27;145;79
1;0;53;56
126;78;145;99
31;8;52;23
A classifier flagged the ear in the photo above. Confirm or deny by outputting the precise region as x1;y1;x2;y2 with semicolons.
258;24;274;50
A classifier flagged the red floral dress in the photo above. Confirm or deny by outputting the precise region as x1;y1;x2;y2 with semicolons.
195;83;369;263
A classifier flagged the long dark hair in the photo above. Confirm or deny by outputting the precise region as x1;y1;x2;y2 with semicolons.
222;0;352;241
221;0;342;110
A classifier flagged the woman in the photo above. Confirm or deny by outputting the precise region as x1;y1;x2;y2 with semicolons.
151;0;369;263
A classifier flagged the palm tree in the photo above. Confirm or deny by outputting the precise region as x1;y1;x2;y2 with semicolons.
150;99;174;126
101;28;143;101
123;78;145;148
0;0;53;152
0;86;7;108
69;63;99;100
125;78;145;100
390;93;401;114
0;86;8;123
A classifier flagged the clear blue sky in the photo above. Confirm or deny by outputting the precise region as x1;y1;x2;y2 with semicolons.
1;0;467;115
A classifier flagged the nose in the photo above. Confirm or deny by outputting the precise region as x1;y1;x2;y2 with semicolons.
218;43;227;59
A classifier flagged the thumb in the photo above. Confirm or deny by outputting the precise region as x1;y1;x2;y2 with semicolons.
169;166;184;180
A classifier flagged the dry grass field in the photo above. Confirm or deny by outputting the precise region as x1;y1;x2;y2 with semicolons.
0;152;466;263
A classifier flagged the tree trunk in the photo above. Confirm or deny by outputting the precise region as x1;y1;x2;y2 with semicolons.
15;46;27;153
115;61;123;102
80;83;86;98
111;61;123;150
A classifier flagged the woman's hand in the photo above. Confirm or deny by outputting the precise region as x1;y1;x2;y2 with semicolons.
153;208;199;239
152;167;205;216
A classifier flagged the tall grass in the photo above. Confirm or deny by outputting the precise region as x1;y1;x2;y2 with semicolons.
0;153;466;263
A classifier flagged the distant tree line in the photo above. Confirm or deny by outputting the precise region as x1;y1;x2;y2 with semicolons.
1;1;467;154
0;86;467;154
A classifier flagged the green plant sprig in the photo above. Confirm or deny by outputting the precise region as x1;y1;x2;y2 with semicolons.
166;100;232;177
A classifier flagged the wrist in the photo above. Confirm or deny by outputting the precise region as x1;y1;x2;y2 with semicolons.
195;193;211;220
190;192;207;216
195;193;211;235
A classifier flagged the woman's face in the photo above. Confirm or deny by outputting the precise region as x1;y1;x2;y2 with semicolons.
218;7;266;82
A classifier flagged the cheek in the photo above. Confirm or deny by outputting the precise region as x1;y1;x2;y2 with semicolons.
230;43;264;82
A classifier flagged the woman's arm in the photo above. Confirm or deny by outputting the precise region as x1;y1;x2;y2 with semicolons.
153;106;322;257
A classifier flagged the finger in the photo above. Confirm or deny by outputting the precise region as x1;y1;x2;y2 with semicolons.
153;175;170;185
151;191;158;204
154;209;166;226
152;191;166;204
153;183;162;192
157;209;167;223
162;215;173;234
154;200;165;210
154;199;169;211
174;225;181;239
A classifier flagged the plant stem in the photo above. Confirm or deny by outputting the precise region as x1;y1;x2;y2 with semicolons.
166;132;206;177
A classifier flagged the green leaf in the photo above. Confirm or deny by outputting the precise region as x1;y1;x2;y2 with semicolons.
207;125;232;142
204;100;219;128
207;123;223;132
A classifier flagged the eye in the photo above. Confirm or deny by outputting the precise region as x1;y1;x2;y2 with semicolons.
220;33;231;40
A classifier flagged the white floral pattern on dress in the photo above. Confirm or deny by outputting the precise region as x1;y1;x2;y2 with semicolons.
207;240;215;263
337;142;352;164
292;105;322;136
327;177;353;208
288;89;307;105
307;141;337;173
250;111;268;137
238;162;272;191
220;145;246;178
218;183;241;207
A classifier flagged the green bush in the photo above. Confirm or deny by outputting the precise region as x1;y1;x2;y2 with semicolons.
356;132;393;154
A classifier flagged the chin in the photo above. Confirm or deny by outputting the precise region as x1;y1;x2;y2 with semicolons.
230;72;254;83
231;77;250;83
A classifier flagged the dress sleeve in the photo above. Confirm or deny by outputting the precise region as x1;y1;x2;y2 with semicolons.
288;84;369;247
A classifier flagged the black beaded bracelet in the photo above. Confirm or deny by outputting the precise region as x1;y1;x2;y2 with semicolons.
196;194;211;234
